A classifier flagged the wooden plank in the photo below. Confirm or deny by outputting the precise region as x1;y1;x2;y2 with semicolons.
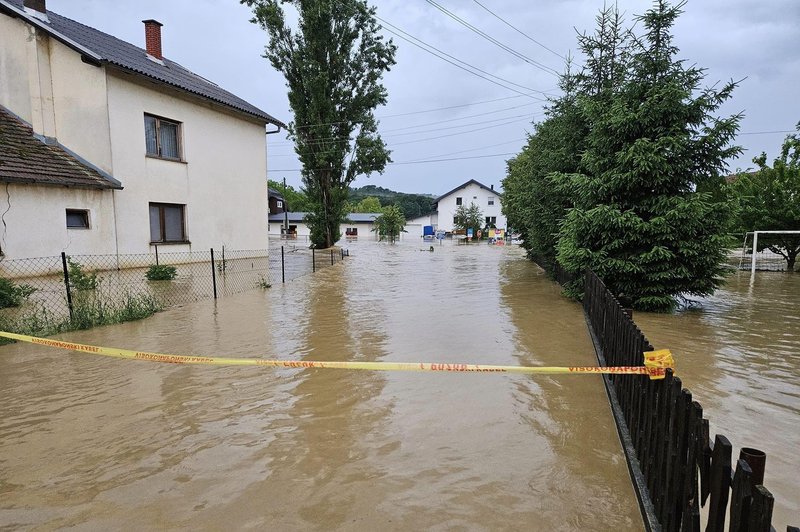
706;434;732;532
667;388;691;530
746;485;774;532
699;419;712;506
729;458;753;532
681;401;702;532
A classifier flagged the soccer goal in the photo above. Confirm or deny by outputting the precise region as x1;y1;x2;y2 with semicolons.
738;231;800;273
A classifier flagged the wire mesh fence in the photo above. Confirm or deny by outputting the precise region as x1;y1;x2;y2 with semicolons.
0;249;266;337
0;245;349;339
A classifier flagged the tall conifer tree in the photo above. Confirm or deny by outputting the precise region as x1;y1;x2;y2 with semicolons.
557;0;741;311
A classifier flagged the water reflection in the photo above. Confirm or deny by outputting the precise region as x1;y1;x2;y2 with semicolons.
635;271;800;530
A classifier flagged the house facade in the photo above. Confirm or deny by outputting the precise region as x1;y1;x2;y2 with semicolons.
267;212;384;241
404;179;506;237
0;0;283;262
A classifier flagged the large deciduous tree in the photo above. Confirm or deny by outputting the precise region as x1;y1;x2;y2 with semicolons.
557;0;741;311
729;125;800;271
244;0;396;248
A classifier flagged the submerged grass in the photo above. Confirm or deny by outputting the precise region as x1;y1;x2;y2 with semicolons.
0;292;163;344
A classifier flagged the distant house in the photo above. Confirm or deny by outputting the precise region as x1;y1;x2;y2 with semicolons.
268;188;287;215
0;0;284;262
268;212;383;241
405;179;506;237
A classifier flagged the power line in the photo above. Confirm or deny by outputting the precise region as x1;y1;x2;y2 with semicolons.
425;0;560;77
377;17;552;98
738;130;796;136
471;0;567;61
402;138;527;161
267;151;517;172
379;103;540;133
270;112;536;147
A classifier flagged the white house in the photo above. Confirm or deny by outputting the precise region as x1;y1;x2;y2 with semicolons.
405;179;506;237
0;0;284;264
268;212;384;241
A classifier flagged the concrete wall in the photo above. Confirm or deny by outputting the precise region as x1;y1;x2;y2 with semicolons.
106;73;269;254
436;183;506;232
0;183;116;261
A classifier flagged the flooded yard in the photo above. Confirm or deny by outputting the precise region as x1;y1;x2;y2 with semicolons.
635;271;800;531
0;241;642;530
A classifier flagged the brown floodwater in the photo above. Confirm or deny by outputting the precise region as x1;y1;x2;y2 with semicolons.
635;271;799;531
0;241;644;530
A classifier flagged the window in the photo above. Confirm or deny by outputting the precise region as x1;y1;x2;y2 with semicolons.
276;200;283;209
456;197;462;206
145;114;182;160
485;216;497;226
66;209;90;229
488;196;495;206
149;203;186;243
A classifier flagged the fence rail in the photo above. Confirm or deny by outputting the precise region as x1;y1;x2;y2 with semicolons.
582;269;795;532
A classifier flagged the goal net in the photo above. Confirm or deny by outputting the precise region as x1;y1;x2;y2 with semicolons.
738;231;800;272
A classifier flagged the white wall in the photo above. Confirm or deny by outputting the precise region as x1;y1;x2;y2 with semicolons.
0;184;116;264
436;182;506;232
105;72;269;254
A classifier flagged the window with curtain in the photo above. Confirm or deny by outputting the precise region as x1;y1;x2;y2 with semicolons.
144;114;182;160
149;203;186;243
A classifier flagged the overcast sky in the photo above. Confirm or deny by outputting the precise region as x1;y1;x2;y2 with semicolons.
49;0;800;196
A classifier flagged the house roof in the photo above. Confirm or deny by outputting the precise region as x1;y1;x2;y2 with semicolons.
0;0;285;128
267;188;285;200
434;179;501;203
268;212;381;223
0;105;122;190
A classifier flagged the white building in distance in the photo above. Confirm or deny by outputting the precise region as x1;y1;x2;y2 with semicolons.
405;179;506;237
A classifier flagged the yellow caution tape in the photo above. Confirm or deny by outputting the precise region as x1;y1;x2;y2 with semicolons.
0;331;673;379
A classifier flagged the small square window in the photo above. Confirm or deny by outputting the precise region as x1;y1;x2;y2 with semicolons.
277;200;283;209
488;196;495;206
456;197;463;206
145;114;183;160
66;209;90;229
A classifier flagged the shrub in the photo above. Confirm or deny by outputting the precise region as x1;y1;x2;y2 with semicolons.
0;277;37;308
67;258;98;290
145;264;177;281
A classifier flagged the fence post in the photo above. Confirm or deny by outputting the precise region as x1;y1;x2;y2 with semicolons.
312;248;316;272
281;246;285;283
341;248;344;260
222;245;226;272
60;252;74;321
330;249;334;265
210;248;218;299
155;244;159;266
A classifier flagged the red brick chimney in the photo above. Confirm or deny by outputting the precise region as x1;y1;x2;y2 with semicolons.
142;19;164;60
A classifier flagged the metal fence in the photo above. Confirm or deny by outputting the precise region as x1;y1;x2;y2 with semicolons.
0;249;274;336
0;244;350;338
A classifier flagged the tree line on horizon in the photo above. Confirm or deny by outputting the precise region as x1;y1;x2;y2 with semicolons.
502;0;800;312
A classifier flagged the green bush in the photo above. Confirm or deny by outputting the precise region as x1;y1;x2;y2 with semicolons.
0;277;37;308
67;258;98;290
145;264;177;281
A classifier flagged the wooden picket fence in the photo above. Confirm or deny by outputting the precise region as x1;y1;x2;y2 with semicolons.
581;269;796;532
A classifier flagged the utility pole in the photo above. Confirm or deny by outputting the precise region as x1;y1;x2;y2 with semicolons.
283;177;289;236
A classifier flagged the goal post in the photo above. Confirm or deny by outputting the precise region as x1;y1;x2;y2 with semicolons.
742;230;800;274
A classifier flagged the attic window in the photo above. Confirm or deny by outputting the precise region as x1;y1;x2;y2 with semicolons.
66;209;90;229
145;114;182;160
